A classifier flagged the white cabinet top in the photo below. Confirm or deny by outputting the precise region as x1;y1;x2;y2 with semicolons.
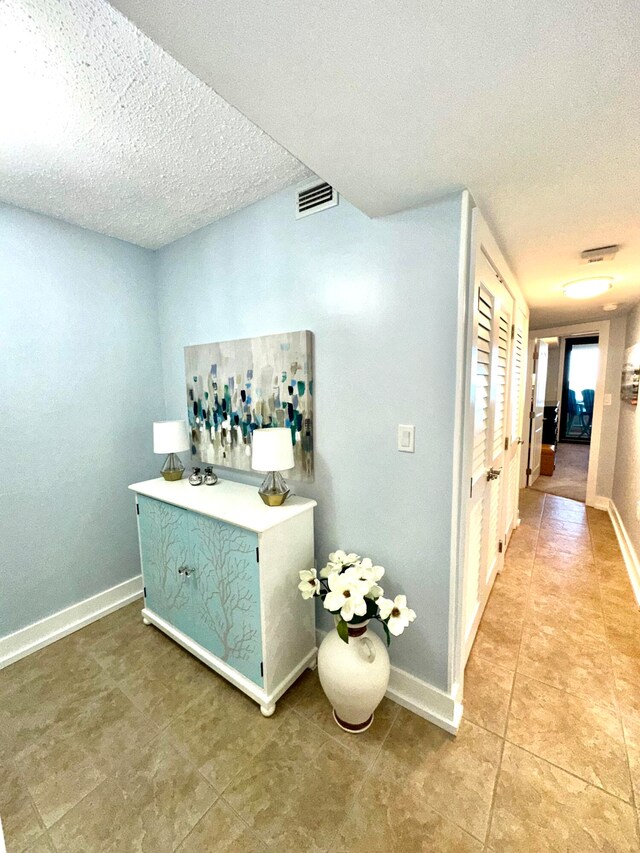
128;477;316;533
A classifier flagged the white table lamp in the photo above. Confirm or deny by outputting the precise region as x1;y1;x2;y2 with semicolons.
251;428;295;506
153;420;190;481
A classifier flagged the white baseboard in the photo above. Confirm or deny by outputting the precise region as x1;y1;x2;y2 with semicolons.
608;502;640;607
593;496;611;511
0;576;143;670
316;629;461;734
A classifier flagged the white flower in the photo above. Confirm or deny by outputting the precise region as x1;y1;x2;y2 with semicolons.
358;558;385;599
319;549;360;578
323;566;369;621
377;595;416;636
298;568;320;600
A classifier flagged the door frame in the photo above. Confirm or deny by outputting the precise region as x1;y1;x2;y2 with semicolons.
559;334;599;443
527;320;611;507
448;202;529;713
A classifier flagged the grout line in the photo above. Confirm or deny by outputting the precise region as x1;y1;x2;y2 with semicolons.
588;511;640;842
483;492;543;847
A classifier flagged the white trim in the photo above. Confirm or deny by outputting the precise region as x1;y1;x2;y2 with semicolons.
608;501;640;607
527;319;610;507
145;607;316;714
316;629;462;734
0;576;143;670
593;496;611;511
448;189;473;698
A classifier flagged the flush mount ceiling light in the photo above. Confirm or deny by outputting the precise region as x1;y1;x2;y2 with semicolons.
603;303;619;312
562;277;613;300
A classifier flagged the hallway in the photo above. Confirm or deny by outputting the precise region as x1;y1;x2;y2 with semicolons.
530;443;590;503
466;489;640;850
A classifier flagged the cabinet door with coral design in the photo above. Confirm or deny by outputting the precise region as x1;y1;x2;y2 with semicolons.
137;496;191;632
187;514;263;687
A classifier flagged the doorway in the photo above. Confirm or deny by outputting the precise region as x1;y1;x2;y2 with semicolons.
530;332;600;503
560;335;598;443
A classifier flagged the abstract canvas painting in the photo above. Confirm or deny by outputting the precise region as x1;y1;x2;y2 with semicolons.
621;343;640;405
185;330;314;481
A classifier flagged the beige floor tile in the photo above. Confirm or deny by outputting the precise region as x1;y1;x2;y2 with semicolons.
288;669;400;767
334;770;483;852
507;675;631;802
612;652;640;719
463;654;514;736
22;833;57;852
165;675;290;792
471;615;522;671
375;711;502;842
536;531;593;558
488;742;639;852
529;566;600;610
539;516;591;536
117;640;222;728
491;565;530;600
534;546;597;571
601;585;640;616
14;720;107;828
517;623;617;710
71;686;159;773
621;713;640;804
0;761;45;853
525;588;604;638
0;659;113;761
176;798;267;852
526;586;605;635
12;685;155;827
602;597;640;633
606;622;640;658
87;617;174;680
482;588;526;626
224;712;367;852
49;734;216;853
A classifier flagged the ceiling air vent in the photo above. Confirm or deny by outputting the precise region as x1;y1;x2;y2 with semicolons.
295;180;338;219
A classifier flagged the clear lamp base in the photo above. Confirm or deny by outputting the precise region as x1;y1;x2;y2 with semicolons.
161;452;185;481
258;470;290;506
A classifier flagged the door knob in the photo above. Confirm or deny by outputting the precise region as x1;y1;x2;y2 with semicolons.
487;467;502;481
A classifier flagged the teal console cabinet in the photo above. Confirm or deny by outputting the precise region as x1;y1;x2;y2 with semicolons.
129;477;317;715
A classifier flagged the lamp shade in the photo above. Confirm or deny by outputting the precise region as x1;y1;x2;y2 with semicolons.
251;428;295;473
153;420;190;454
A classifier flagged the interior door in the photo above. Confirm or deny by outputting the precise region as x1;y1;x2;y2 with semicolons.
527;339;548;485
504;307;528;543
463;249;514;662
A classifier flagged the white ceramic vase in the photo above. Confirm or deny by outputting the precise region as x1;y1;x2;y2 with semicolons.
318;621;390;733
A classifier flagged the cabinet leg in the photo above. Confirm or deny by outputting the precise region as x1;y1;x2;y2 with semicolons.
260;703;276;717
142;616;151;625
308;655;317;671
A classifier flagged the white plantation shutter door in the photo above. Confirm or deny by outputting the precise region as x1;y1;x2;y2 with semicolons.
463;250;514;662
463;282;494;651
504;312;527;540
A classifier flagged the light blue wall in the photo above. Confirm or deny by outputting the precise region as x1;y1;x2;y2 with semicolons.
155;188;464;690
613;302;640;556
0;204;163;636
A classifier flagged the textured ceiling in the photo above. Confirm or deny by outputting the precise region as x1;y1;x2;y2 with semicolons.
110;0;640;325
0;0;312;249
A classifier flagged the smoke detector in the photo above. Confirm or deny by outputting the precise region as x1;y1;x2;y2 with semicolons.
580;245;619;264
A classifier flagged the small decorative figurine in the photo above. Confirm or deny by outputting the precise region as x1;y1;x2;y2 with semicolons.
188;467;203;486
203;466;218;486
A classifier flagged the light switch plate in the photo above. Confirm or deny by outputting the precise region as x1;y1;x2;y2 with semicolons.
398;424;415;453
604;393;612;406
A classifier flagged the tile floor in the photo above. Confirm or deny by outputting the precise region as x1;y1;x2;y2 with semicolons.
1;490;639;851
